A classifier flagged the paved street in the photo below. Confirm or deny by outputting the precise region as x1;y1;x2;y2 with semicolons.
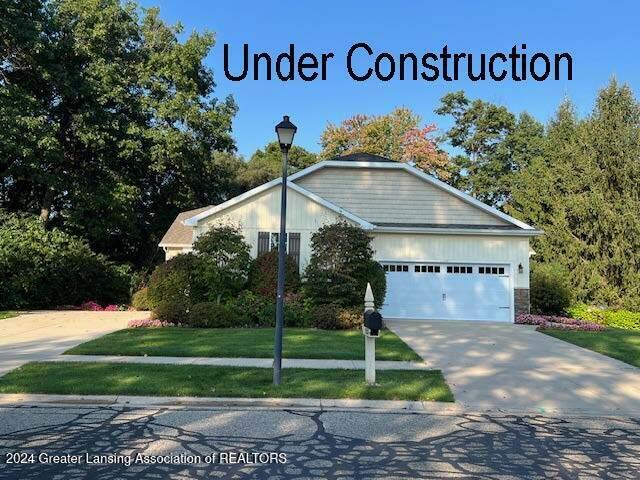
0;311;148;376
388;320;640;415
0;404;638;479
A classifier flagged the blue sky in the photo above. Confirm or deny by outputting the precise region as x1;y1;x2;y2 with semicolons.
139;0;639;159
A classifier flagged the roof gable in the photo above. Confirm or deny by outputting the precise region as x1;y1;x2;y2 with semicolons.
182;155;538;233
159;205;213;246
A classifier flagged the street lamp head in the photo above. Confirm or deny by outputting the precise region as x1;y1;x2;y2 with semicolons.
275;115;297;151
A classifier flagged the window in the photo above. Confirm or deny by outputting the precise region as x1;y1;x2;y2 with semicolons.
383;263;409;272
446;265;473;274
481;265;506;275
289;233;301;268
411;264;441;273
259;231;300;267
270;232;287;251
257;232;270;256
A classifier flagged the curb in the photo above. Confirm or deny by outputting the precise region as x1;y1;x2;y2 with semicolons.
0;393;462;414
49;355;432;370
2;394;639;418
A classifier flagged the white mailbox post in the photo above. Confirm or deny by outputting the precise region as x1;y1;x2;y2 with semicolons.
362;282;378;385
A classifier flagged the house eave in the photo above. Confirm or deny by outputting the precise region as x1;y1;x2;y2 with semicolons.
372;226;544;236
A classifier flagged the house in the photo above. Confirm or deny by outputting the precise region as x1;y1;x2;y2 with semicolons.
159;153;542;322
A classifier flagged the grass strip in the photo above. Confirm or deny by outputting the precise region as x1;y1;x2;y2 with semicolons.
0;362;453;402
543;328;640;368
65;327;422;362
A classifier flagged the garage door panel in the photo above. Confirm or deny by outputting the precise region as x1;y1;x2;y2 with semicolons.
380;264;511;322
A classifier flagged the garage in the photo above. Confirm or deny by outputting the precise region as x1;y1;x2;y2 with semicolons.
380;262;512;322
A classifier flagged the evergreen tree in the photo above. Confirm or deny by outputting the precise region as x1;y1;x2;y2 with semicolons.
509;81;640;309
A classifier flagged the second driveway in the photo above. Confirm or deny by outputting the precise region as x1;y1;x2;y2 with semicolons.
388;320;640;415
0;311;148;376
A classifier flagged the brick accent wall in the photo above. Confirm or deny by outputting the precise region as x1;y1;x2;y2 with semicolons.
514;288;530;319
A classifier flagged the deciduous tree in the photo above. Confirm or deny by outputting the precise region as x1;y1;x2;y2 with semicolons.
320;107;450;179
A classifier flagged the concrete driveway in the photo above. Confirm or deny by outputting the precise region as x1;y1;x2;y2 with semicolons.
0;311;148;376
388;320;640;415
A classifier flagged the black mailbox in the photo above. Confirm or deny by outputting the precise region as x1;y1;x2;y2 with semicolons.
363;309;383;336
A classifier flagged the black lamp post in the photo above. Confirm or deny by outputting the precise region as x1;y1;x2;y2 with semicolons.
273;115;297;385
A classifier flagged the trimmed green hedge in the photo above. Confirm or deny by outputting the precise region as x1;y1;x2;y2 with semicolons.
568;304;640;331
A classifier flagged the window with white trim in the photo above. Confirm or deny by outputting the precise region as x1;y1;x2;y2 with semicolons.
413;264;441;273
446;265;473;274
383;264;409;272
478;266;506;275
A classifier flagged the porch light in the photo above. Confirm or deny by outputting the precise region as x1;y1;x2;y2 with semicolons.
275;115;297;151
518;263;524;274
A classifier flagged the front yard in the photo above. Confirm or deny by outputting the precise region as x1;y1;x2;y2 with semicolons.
543;328;640;368
65;327;421;361
0;362;453;401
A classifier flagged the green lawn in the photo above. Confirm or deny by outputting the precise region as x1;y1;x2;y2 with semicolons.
65;327;421;361
0;362;453;402
543;328;640;368
0;311;18;320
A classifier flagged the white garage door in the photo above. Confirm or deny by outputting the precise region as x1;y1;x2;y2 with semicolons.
380;263;512;322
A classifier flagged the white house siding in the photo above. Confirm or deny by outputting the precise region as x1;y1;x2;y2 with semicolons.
164;246;192;260
194;185;349;270
295;167;510;227
371;233;530;289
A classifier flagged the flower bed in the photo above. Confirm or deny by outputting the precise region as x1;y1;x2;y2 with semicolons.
516;314;606;331
127;318;180;328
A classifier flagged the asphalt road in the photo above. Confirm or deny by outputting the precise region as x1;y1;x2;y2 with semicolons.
0;405;639;479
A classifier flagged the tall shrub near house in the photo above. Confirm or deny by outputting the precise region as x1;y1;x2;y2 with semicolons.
146;254;201;308
304;222;386;308
248;250;300;298
192;225;252;302
530;262;572;315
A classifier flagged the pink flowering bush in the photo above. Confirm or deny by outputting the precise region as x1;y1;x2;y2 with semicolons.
76;300;125;311
80;300;103;311
516;314;606;331
128;318;180;328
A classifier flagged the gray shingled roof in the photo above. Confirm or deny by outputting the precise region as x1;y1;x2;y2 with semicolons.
331;152;397;163
159;205;213;246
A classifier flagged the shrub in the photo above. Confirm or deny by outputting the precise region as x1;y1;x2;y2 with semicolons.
363;260;387;309
131;287;153;311
128;318;178;328
153;298;190;324
568;304;640;331
227;291;271;326
147;254;201;307
311;304;362;330
0;212;130;309
193;225;252;301
530;263;572;315
255;299;312;328
516;313;606;331
284;299;313;327
188;302;239;328
248;250;300;298
304;222;386;308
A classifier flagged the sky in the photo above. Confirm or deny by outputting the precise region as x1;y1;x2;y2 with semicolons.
139;0;639;159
